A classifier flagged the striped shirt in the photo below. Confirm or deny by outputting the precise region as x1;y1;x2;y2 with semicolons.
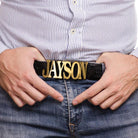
0;0;137;62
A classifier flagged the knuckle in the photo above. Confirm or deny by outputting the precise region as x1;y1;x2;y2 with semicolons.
39;84;48;93
113;87;119;92
42;88;49;95
110;91;116;96
110;89;117;96
117;93;124;99
17;80;25;88
23;72;33;81
115;85;121;91
113;95;120;102
110;86;120;95
106;78;113;86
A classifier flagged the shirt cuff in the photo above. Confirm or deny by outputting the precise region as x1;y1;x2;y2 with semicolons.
0;41;9;54
130;47;138;58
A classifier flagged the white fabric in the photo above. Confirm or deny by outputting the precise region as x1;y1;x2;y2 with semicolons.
0;0;137;61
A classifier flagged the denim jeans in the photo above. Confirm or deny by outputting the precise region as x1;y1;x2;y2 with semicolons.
0;78;138;138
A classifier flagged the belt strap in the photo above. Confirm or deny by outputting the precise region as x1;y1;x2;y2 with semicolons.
34;60;105;80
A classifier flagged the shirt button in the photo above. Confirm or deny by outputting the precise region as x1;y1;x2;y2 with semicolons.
71;29;76;34
73;0;77;4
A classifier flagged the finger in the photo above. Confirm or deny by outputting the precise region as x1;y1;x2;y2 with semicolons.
88;87;116;106
110;98;126;110
18;91;36;106
9;92;26;107
13;87;36;106
18;82;47;102
33;47;46;61
110;90;134;110
96;53;105;64
30;72;64;102
72;77;108;105
99;93;123;109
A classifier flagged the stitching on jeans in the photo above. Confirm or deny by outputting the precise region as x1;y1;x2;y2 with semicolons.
64;80;71;128
63;80;76;135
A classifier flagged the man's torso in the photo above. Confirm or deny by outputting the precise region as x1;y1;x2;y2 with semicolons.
0;0;137;61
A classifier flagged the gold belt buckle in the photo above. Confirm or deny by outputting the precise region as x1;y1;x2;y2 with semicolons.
42;60;88;80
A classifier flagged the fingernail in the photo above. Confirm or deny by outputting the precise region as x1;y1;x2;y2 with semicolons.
73;100;78;105
57;96;64;102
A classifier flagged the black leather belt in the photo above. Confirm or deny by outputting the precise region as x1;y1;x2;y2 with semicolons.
34;60;105;80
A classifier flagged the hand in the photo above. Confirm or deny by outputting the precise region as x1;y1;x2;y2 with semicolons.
0;47;64;107
72;52;138;110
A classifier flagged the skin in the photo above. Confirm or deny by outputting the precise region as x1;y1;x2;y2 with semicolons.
72;52;138;110
0;47;64;107
0;47;138;110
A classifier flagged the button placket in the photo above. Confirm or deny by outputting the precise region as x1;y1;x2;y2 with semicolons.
66;0;86;59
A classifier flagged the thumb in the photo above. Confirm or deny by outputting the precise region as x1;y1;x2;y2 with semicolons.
96;55;104;64
33;47;46;61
